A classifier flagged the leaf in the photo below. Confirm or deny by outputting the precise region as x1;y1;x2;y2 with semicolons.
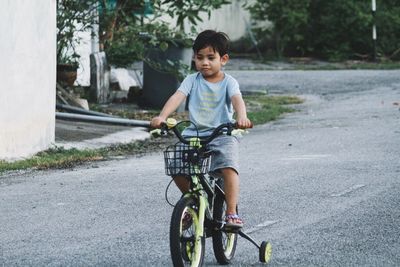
160;41;169;51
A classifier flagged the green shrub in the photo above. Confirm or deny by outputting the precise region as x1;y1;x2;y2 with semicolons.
246;0;400;60
246;0;311;58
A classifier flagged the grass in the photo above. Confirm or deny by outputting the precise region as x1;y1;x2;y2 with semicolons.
1;94;303;174
244;94;304;125
0;147;101;172
0;138;173;174
292;61;400;70
230;55;400;71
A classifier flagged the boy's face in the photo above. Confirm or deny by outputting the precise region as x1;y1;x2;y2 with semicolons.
194;46;228;80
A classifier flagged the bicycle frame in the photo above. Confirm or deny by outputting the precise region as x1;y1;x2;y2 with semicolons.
186;137;209;239
173;136;210;265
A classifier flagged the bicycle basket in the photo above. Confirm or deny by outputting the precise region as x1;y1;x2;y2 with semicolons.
163;143;211;176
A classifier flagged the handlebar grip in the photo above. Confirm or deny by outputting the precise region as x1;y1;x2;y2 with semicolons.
232;121;253;129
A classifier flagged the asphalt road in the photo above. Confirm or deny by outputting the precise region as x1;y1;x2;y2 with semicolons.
1;70;399;266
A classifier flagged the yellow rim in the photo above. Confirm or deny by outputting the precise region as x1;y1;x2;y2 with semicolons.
264;243;272;263
224;232;236;257
180;207;202;266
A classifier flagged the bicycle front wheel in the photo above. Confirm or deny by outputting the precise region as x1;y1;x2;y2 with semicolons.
170;196;205;267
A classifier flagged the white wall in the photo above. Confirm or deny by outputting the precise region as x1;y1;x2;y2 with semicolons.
155;0;253;41
0;1;56;161
75;30;92;86
74;9;99;86
190;0;252;41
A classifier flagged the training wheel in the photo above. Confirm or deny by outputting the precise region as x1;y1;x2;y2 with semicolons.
259;241;272;263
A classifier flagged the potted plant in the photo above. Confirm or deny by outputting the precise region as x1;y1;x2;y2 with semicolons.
143;0;231;108
56;0;97;86
140;25;194;109
103;20;193;108
101;0;231;108
56;54;80;86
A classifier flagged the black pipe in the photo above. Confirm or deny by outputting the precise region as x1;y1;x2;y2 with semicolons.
56;104;116;118
56;112;151;128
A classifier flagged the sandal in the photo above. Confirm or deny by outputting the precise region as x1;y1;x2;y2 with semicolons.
225;213;244;229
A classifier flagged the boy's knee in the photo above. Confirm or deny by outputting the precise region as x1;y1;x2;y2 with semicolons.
220;167;238;177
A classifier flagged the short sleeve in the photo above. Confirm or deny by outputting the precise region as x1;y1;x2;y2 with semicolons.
177;73;197;96
226;75;241;98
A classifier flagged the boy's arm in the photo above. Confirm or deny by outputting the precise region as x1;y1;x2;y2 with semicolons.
151;91;186;128
231;94;252;129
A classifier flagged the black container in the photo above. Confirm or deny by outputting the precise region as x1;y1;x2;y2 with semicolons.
140;44;192;109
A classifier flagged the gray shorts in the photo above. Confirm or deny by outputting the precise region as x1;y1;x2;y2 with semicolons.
207;134;240;174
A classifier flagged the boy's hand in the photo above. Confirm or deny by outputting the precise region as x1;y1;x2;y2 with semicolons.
236;117;253;129
150;116;166;128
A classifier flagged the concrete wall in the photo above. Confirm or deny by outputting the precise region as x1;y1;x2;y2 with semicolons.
0;1;56;161
75;30;92;86
189;0;252;41
155;0;253;41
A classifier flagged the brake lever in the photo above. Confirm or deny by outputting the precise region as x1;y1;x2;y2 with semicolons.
150;124;168;137
150;129;162;137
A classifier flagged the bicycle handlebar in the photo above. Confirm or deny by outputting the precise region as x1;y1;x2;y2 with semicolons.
160;121;240;145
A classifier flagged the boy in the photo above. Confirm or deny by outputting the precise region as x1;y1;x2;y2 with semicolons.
151;30;252;228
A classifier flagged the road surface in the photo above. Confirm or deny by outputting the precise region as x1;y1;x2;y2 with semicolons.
1;70;399;266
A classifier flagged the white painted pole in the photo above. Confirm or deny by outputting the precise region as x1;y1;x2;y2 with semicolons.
372;25;377;40
371;0;377;61
91;3;100;53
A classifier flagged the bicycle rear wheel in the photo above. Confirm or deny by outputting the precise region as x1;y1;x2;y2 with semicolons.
170;196;205;267
212;190;238;264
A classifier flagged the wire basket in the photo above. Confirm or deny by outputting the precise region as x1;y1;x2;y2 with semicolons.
164;143;211;176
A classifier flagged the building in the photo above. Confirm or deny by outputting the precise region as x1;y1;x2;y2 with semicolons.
0;1;56;161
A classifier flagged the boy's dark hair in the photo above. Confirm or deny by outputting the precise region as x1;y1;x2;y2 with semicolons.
192;30;230;56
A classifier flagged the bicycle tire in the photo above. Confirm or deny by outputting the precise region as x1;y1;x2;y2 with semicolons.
212;190;238;264
170;196;205;267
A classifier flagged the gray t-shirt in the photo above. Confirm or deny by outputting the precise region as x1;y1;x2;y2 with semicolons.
178;72;241;136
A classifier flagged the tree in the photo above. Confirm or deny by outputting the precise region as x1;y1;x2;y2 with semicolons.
246;0;311;58
101;0;232;67
246;0;400;60
57;0;98;65
308;0;371;60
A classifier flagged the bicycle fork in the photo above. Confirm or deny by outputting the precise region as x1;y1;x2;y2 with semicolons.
188;175;209;264
196;194;207;238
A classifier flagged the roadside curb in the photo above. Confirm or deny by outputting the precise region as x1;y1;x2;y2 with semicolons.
55;127;150;150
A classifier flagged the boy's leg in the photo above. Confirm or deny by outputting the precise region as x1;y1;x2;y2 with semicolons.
207;135;242;226
220;168;240;215
173;175;190;193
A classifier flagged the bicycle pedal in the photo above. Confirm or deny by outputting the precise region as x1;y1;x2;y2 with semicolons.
222;224;241;233
212;220;225;230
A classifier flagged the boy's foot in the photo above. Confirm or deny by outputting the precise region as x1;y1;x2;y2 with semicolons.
225;213;244;229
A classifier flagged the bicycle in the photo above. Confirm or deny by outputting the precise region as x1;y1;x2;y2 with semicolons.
154;118;272;266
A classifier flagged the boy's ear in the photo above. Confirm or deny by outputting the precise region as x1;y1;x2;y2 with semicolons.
221;54;229;65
